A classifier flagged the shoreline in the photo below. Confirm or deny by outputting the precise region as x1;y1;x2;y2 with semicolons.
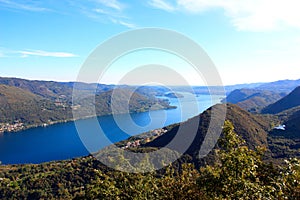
0;105;177;135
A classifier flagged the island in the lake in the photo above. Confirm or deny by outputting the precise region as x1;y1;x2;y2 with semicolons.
164;92;184;98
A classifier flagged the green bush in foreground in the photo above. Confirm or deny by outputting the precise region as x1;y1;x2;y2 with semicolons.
197;120;300;199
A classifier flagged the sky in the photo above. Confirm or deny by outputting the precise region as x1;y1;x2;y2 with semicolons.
1;0;300;85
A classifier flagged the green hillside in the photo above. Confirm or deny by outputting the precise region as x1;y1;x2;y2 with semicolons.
0;84;71;126
0;83;174;131
145;104;270;158
267;105;300;160
0;77;171;102
262;86;300;114
0;77;100;101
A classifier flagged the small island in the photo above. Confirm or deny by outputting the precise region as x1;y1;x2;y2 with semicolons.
164;92;184;99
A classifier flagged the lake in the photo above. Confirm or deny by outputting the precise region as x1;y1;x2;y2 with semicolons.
0;93;223;164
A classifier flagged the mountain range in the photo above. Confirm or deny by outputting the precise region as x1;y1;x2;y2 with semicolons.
222;79;300;112
1;76;299;131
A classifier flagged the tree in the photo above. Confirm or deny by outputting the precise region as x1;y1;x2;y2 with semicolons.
197;120;276;199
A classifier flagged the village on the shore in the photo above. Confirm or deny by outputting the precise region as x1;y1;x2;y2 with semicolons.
0;121;25;133
121;128;168;149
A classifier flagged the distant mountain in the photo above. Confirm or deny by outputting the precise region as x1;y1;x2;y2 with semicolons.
222;79;300;113
222;79;300;95
223;89;286;112
262;86;300;114
173;83;262;96
224;83;264;94
256;79;300;93
0;77;172;101
145;104;270;161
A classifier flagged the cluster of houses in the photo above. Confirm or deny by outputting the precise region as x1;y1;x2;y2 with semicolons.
152;128;168;137
122;128;168;149
54;95;68;108
0;121;24;133
124;140;141;149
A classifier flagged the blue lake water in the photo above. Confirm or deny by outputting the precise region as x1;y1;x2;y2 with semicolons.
0;94;223;164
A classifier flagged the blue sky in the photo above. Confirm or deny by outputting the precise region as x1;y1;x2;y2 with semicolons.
1;0;300;85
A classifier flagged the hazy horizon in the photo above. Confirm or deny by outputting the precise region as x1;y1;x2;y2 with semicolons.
1;75;299;87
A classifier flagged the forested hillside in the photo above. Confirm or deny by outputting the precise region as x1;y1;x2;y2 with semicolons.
0;84;71;125
146;104;271;158
0;77;174;131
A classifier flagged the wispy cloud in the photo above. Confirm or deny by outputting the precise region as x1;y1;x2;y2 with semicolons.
93;8;128;20
0;0;49;12
0;0;135;28
111;18;136;28
148;0;176;12
0;48;77;58
18;50;77;58
149;0;300;31
68;0;136;29
94;0;124;11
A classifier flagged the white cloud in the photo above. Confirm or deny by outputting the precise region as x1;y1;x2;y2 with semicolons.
110;18;136;28
151;0;300;31
117;20;136;29
18;50;77;58
93;8;128;20
148;0;176;12
0;0;48;12
94;0;124;11
0;48;77;58
70;1;135;29
94;8;111;15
